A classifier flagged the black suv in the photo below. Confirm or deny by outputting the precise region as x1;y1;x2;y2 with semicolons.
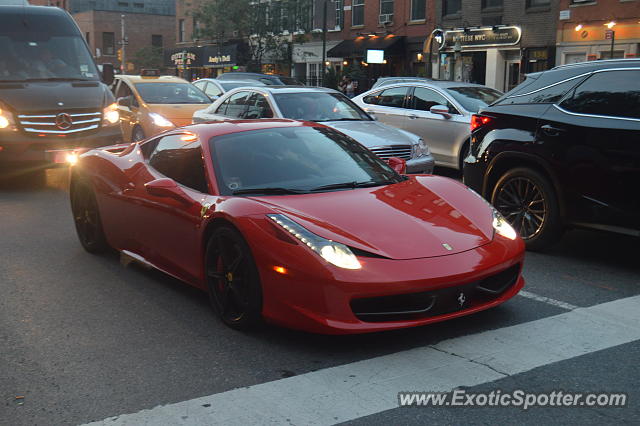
463;59;640;250
217;72;303;86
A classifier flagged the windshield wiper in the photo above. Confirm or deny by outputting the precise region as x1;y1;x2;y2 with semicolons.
232;187;308;196
310;180;394;192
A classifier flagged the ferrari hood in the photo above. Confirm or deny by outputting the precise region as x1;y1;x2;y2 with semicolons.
253;176;495;260
323;120;416;149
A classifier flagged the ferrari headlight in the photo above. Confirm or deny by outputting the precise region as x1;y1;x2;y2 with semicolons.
0;107;16;131
149;112;174;128
102;103;120;125
492;209;517;240
413;138;430;158
268;214;362;270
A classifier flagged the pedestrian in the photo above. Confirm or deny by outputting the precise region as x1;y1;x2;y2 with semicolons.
345;78;355;98
339;75;348;94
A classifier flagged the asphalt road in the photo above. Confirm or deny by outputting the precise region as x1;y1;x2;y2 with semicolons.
1;168;639;426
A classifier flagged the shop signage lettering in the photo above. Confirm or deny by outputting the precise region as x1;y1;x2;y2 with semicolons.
208;55;232;64
440;26;521;50
171;52;197;66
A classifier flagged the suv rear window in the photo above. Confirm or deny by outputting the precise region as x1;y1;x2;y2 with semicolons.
497;76;585;105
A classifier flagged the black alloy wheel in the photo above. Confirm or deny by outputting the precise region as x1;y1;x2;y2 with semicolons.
205;226;263;330
132;126;145;142
491;167;563;251
70;177;109;253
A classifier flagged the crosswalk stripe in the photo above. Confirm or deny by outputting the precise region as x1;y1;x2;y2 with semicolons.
84;295;640;426
517;290;580;310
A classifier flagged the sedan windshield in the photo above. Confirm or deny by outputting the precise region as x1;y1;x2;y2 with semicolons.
210;126;402;196
445;87;503;113
135;83;211;104
274;92;371;122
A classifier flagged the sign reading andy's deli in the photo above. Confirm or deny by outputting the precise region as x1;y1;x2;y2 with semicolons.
440;26;521;49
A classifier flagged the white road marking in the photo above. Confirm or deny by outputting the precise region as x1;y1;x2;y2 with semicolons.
84;295;640;426
517;290;580;311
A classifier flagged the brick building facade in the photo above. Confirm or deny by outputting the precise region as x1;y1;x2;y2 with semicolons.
74;10;175;72
556;0;640;64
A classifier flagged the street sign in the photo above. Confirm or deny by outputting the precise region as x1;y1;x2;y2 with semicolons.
605;30;614;40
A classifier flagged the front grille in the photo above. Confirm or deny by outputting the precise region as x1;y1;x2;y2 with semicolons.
370;145;412;161
351;263;521;322
17;110;101;135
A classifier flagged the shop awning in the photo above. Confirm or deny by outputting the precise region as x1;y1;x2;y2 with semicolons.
327;35;404;58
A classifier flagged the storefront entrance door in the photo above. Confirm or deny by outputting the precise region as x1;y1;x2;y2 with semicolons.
505;60;520;92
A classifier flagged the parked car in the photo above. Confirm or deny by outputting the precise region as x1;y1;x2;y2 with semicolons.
217;72;304;86
111;71;211;142
371;76;434;89
463;59;640;250
69;119;524;334
192;78;265;100
193;86;434;173
353;82;503;170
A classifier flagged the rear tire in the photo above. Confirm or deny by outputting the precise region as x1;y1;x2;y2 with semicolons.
491;167;563;251
205;226;263;331
458;141;470;171
70;175;109;253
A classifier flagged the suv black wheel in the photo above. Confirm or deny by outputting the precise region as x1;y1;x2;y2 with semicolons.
491;167;563;251
70;176;109;253
205;226;263;330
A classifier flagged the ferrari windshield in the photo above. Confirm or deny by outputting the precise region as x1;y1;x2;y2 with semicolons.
210;126;402;196
135;83;211;104
274;92;371;122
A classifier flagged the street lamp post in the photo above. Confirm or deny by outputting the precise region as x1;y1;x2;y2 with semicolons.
321;0;328;87
120;14;126;73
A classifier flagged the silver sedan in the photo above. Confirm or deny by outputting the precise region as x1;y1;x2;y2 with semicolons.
193;86;435;174
352;82;502;170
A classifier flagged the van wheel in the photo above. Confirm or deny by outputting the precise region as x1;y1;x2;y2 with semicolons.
132;126;145;142
491;167;563;251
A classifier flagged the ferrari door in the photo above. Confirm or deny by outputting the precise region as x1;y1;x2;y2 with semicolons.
127;133;212;284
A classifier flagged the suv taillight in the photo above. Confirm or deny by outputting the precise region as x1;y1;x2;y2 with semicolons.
471;114;492;132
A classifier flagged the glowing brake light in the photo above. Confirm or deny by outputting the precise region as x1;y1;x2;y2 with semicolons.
470;114;492;132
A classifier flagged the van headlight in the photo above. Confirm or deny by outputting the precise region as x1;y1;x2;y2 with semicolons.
492;209;518;240
0;107;17;131
102;103;120;126
268;214;362;270
413;138;430;158
149;112;174;128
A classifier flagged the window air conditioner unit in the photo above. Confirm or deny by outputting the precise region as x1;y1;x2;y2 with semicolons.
379;14;393;24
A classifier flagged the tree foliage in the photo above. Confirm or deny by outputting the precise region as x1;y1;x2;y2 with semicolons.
132;46;164;71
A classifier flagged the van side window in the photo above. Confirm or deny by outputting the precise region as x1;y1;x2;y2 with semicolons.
560;70;640;119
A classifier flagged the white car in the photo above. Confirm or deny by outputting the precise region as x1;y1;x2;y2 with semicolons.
353;82;502;170
192;86;434;174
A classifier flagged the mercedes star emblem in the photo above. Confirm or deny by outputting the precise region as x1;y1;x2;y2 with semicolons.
55;113;73;130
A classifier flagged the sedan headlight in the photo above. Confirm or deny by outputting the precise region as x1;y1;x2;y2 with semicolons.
268;214;362;270
149;112;174;128
413;138;430;158
0;107;17;131
102;103;120;126
492;209;518;240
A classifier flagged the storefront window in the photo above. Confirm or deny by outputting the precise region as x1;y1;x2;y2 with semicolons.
410;0;425;21
352;0;365;26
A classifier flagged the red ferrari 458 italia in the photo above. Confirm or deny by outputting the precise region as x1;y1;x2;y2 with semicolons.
70;119;525;334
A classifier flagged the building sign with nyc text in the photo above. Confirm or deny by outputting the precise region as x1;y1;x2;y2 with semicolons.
440;26;522;50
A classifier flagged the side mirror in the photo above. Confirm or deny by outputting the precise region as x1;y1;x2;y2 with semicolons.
102;63;115;86
145;178;192;204
430;105;451;118
117;96;131;107
386;156;407;175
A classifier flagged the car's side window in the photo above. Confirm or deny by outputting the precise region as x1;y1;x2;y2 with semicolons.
560;70;640;120
411;87;459;115
147;134;209;193
193;81;206;91
115;80;131;99
222;91;252;118
362;87;408;108
204;83;222;98
245;93;274;119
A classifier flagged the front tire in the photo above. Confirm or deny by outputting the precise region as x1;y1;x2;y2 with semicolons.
491;167;563;251
205;226;263;330
70;176;109;253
